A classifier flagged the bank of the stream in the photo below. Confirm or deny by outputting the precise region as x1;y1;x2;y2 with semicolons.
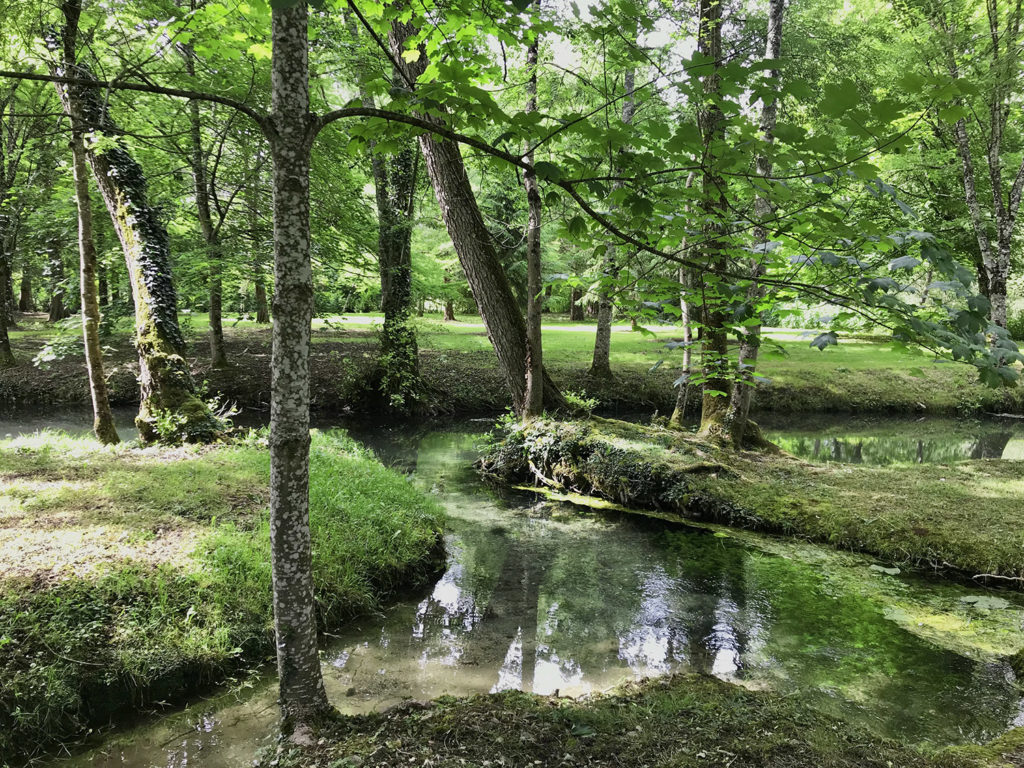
0;430;444;764
267;674;1024;768
481;417;1024;585
3;313;1022;417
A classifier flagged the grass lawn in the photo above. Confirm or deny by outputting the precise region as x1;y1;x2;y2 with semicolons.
0;429;444;763
3;311;1020;415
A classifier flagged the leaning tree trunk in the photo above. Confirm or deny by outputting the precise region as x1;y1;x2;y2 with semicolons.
589;67;636;380
389;19;567;415
266;2;332;732
723;0;783;447
54;0;218;443
695;0;732;439
522;1;544;419
69;125;119;444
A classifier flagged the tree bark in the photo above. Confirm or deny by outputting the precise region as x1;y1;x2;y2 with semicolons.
723;0;784;446
670;267;694;425
54;0;218;443
183;34;228;368
569;286;584;321
522;0;544;419
695;0;732;439
70;126;119;444
188;105;228;366
18;267;32;311
266;2;331;731
589;66;636;380
942;0;1024;330
0;218;14;366
388;20;566;415
47;244;68;322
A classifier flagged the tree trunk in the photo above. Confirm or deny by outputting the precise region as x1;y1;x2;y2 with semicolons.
443;298;455;322
589;268;614;378
54;0;218;443
569;286;584;321
47;245;68;322
723;0;783;447
695;0;732;439
255;268;270;323
670;267;694;426
372;141;420;409
97;263;108;306
183;43;228;368
70;126;119;444
0;218;14;366
266;2;331;732
522;1;544;419
589;66;636;380
389;20;566;414
18;266;32;311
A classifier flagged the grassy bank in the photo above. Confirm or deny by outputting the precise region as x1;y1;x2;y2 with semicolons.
2;312;1022;417
0;430;444;764
481;417;1024;584
264;673;1022;768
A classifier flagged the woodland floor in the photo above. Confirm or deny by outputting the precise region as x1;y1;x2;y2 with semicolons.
266;674;1024;768
2;311;1022;416
0;429;444;764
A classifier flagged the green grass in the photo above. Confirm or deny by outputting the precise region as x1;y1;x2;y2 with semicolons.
0;430;444;763
5;311;1022;415
265;673;1019;768
485;416;1024;584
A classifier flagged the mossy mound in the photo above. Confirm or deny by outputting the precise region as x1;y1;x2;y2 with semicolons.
264;673;1019;768
481;416;1024;585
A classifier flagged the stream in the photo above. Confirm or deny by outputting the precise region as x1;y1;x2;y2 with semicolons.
5;410;1024;767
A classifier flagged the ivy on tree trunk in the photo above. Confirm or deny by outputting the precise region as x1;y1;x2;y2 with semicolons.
53;0;219;444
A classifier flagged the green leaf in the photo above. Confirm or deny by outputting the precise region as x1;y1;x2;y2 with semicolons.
533;160;563;182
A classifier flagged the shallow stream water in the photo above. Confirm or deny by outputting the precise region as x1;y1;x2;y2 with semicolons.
5;411;1023;767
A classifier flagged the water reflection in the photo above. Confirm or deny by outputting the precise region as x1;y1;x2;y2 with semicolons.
46;421;1024;768
759;415;1024;464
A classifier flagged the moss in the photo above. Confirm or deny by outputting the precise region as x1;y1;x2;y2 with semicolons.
481;417;1024;585
263;673;991;768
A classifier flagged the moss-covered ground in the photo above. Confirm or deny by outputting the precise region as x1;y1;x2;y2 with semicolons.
0;430;444;764
482;416;1024;585
3;311;1021;416
264;674;1024;768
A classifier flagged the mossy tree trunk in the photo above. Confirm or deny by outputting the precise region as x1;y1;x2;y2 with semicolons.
522;2;544;419
372;143;420;409
389;19;567;416
695;0;732;440
69;125;119;444
723;0;784;447
266;2;332;731
55;0;218;443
